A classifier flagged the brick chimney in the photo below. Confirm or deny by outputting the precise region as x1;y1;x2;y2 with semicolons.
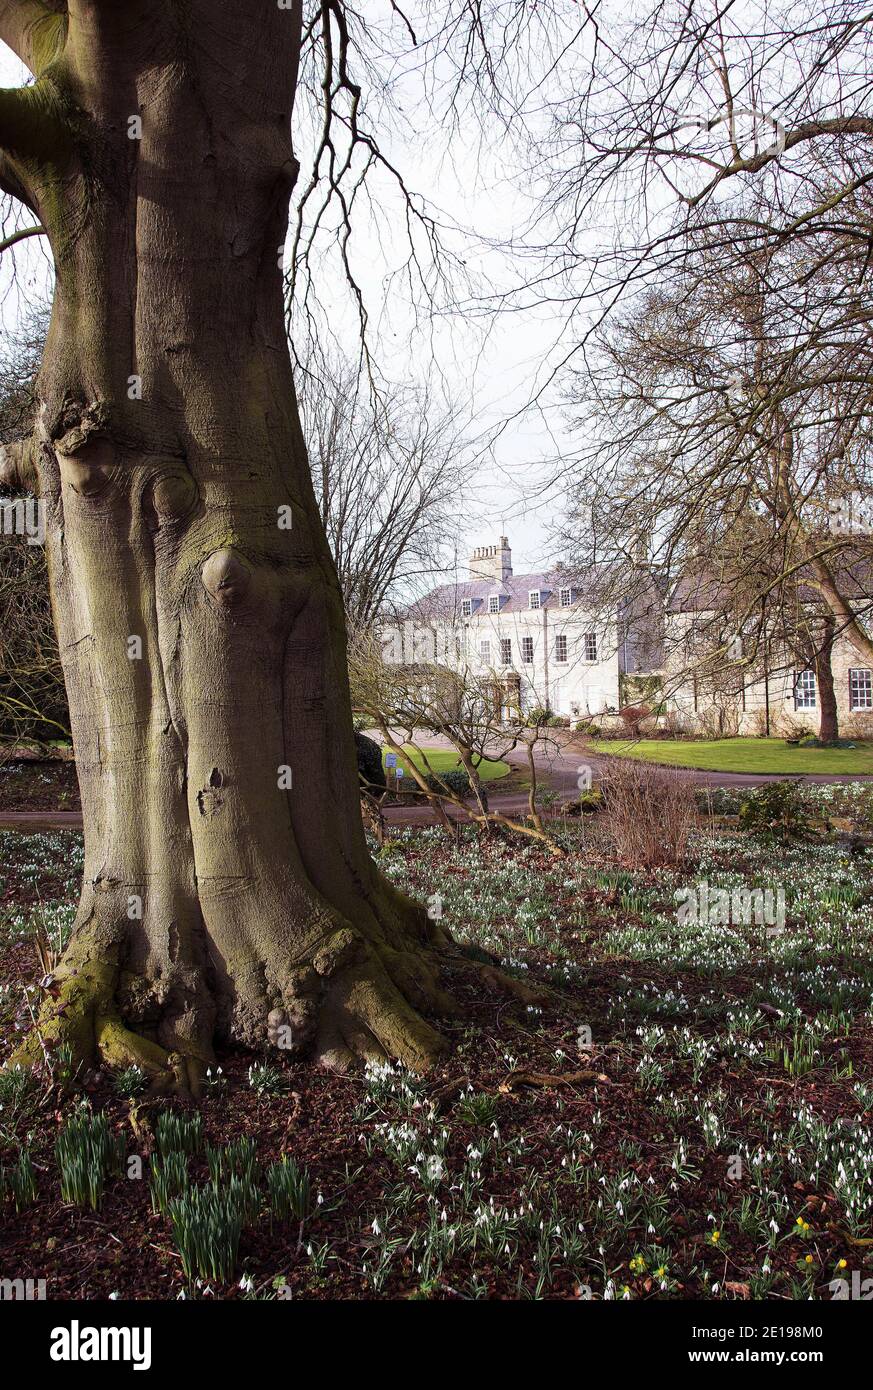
468;536;513;584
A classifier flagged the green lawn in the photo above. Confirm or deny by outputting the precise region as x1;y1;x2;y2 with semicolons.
587;736;873;775
383;745;509;781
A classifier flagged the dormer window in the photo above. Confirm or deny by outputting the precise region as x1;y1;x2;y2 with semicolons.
528;590;541;610
488;595;500;614
559;587;572;608
460;599;472;617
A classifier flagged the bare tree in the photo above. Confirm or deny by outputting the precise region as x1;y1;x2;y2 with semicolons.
556;215;873;741
299;353;471;628
349;624;565;855
0;303;66;751
515;1;873;346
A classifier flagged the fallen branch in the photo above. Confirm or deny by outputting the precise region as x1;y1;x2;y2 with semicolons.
499;1068;609;1092
428;1075;473;1113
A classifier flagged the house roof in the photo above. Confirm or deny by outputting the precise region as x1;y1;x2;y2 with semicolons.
667;559;873;614
408;571;585;617
666;574;735;614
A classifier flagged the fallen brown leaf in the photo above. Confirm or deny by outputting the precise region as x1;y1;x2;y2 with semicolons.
724;1281;751;1299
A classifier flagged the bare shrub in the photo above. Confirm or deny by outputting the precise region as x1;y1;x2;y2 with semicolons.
638;715;661;737
619;703;651;736
842;714;873;741
776;713;816;740
696;700;740;740
746;707;770;738
600;759;697;868
662;709;690;739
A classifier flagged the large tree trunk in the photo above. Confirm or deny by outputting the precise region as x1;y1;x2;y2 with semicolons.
0;1;455;1092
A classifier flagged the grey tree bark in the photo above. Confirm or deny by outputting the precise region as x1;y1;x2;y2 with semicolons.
0;0;458;1093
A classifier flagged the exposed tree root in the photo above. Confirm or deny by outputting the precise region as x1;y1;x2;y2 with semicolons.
12;927;457;1096
8;889;566;1097
473;962;563;1009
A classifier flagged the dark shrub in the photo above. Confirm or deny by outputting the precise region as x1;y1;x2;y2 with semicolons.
738;780;811;841
424;768;470;796
355;732;386;793
695;786;743;816
524;706;553;727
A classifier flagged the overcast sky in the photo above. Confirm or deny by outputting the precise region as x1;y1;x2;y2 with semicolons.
0;25;576;577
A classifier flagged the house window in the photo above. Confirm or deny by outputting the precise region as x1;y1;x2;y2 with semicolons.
521;636;534;663
479;639;491;664
460;599;472;617
559;587;572;607
555;634;568;664
850;668;873;710
528;590;541;609
500;638;512;665
489;595;500;614
794;669;816;710
583;632;597;661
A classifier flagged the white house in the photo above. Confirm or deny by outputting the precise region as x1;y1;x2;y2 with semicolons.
390;537;662;721
380;538;873;735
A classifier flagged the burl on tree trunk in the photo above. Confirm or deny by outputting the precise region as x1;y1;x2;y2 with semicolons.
0;0;505;1095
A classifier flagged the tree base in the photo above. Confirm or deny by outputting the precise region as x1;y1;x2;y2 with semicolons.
14;908;468;1097
13;913;557;1098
